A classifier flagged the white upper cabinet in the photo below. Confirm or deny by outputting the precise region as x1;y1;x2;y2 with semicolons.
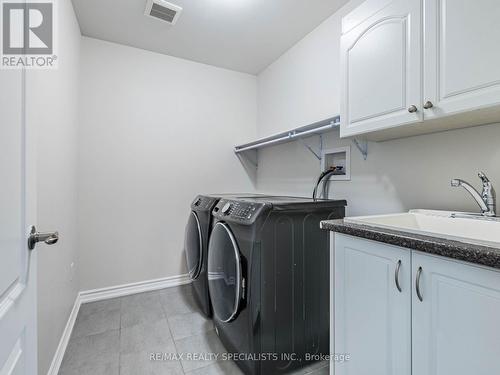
340;0;422;138
424;0;500;119
341;0;500;140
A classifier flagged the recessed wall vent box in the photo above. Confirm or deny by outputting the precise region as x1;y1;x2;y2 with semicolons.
321;146;351;181
145;0;182;25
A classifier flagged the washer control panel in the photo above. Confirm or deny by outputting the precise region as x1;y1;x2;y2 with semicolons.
221;202;232;215
213;199;264;224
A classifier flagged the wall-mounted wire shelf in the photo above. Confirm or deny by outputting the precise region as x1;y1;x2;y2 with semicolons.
234;115;368;169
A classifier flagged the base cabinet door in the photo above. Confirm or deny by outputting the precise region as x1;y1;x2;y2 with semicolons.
424;0;500;120
412;253;500;375
334;234;411;375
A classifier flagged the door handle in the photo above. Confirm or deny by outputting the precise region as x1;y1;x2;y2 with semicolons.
415;266;423;301
28;225;59;250
395;260;402;292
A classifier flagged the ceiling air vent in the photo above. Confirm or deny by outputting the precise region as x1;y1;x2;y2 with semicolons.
144;0;182;25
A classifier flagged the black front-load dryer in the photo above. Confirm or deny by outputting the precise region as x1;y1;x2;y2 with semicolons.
184;194;263;318
184;195;220;317
207;196;347;375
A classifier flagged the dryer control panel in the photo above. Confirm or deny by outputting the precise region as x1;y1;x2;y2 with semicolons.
213;199;266;224
191;195;218;211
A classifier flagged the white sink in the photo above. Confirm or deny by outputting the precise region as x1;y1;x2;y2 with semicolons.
344;210;500;248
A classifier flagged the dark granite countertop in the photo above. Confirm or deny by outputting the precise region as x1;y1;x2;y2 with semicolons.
321;219;500;270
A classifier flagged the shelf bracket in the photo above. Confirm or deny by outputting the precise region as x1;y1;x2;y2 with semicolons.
352;138;368;160
236;149;258;170
298;134;323;161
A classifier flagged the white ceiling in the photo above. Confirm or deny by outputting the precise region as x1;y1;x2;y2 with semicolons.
71;0;349;74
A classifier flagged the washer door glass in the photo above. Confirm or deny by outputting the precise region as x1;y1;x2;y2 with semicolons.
208;222;242;322
184;212;203;280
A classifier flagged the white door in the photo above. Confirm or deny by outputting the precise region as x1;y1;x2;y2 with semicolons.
424;0;500;119
412;253;500;375
340;0;422;138
0;67;37;373
333;234;411;375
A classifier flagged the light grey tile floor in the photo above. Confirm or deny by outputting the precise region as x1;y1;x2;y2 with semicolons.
59;285;329;375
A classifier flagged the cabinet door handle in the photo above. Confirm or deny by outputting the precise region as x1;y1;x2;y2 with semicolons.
395;260;402;292
423;101;434;109
416;266;423;301
408;105;418;113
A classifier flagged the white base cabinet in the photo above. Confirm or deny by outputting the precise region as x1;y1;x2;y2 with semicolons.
332;233;500;375
412;252;500;375
334;235;411;375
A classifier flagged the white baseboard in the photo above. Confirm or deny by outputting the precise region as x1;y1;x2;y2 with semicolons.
46;274;191;375
79;274;191;304
46;295;81;375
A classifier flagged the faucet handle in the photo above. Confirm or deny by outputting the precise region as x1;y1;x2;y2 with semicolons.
478;172;491;185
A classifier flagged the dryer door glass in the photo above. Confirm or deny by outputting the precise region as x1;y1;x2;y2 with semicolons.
207;222;242;322
185;212;203;279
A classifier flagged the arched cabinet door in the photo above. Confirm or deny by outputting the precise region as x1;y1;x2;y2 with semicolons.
423;0;500;120
184;212;203;280
207;222;243;322
340;0;422;138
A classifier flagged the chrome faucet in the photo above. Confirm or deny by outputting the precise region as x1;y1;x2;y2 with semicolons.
451;172;496;217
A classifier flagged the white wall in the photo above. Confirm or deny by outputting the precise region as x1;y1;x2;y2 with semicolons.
256;0;500;216
257;0;363;138
78;37;257;290
26;0;82;373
